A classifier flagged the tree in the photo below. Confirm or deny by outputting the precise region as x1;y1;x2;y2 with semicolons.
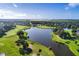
68;24;72;29
16;31;32;55
17;31;24;39
38;49;42;53
60;32;71;39
0;30;6;37
72;29;77;36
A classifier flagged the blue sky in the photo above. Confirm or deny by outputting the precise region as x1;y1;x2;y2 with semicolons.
0;3;79;19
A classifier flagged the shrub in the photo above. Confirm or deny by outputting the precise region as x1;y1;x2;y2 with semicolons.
26;48;32;54
65;41;70;44
16;43;20;46
75;41;77;44
19;48;25;55
37;53;40;56
38;49;42;52
49;47;52;50
77;49;79;52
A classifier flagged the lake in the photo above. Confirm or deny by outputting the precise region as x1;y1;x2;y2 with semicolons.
76;30;79;36
25;27;74;56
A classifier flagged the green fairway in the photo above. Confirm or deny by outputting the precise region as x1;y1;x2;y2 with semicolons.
0;35;54;56
0;35;20;56
0;25;54;56
4;25;30;37
27;40;54;56
64;29;75;37
37;25;56;29
52;33;79;56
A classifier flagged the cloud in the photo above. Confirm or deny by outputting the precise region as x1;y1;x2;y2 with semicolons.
12;3;18;8
0;9;27;19
0;9;43;19
68;3;79;8
65;7;69;10
65;3;79;10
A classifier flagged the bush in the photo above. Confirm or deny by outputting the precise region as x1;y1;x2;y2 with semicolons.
77;44;79;46
16;43;21;46
65;41;70;44
19;48;32;55
17;31;24;36
19;48;25;55
37;53;40;56
53;28;58;32
27;36;29;39
75;41;77;44
31;42;34;45
77;49;79;52
26;48;32;54
49;47;52;50
38;49;42;52
0;30;6;38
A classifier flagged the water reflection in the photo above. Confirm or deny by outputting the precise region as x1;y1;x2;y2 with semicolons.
25;27;52;46
25;27;74;56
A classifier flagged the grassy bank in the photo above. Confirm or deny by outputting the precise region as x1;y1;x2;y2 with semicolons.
37;25;56;29
27;40;54;56
0;25;54;56
52;33;79;56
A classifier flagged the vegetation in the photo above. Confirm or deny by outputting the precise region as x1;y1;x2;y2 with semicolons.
16;31;33;55
0;25;54;56
37;25;56;29
1;20;79;56
51;33;79;56
4;25;30;37
33;20;79;56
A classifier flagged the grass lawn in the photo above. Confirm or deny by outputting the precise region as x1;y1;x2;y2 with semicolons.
4;25;30;37
27;40;54;56
0;25;54;56
52;33;79;56
64;29;75;37
0;35;20;56
0;35;54;56
37;25;56;29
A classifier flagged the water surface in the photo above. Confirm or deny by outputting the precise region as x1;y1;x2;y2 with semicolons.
25;27;74;56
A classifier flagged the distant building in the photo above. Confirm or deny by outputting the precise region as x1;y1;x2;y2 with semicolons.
14;20;30;26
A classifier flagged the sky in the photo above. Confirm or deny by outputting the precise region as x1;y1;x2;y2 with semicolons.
0;3;79;20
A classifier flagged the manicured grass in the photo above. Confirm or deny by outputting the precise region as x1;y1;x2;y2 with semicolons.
37;25;56;29
27;40;54;56
0;35;54;56
0;35;20;56
4;25;30;37
0;25;54;56
52;33;79;56
64;29;74;37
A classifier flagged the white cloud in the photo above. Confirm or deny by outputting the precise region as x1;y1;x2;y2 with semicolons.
65;3;79;10
12;3;18;8
0;9;27;19
65;7;69;10
68;3;79;8
0;9;43;19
